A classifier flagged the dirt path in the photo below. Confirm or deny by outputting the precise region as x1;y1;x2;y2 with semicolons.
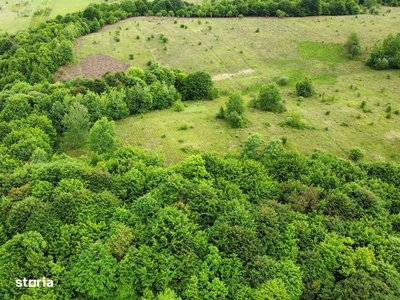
212;69;254;81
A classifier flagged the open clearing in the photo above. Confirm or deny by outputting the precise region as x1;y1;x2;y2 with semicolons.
0;0;99;33
57;54;130;80
66;9;400;164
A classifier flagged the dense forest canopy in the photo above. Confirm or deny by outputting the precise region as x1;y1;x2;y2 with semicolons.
1;0;400;299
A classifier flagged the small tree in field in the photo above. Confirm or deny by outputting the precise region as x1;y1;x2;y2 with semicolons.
345;31;361;59
218;91;246;128
226;91;245;116
349;147;364;162
257;83;284;112
89;117;117;154
296;76;315;97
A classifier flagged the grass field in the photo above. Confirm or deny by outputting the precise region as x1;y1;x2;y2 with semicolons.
66;9;400;164
0;0;111;34
0;0;202;34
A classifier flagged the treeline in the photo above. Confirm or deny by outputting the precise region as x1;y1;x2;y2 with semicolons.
0;0;382;90
0;63;215;167
1;134;400;298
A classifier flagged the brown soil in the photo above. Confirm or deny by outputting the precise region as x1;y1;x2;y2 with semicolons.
212;69;254;81
56;53;130;81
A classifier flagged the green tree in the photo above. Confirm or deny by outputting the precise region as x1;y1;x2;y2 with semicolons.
70;241;118;299
184;71;213;100
226;91;245;115
254;278;290;300
224;91;246;128
89;117;117;154
345;31;361;59
257;83;284;112
62;102;90;148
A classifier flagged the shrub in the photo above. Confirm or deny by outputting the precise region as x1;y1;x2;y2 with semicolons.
277;76;289;86
227;111;246;128
282;113;307;129
172;101;184;112
344;31;361;59
349;147;364;162
257;83;284;112
226;91;245;116
216;107;225;119
296;76;315;97
276;9;286;18
178;123;189;130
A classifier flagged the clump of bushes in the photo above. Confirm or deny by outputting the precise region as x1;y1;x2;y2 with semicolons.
349;147;365;161
296;76;315;97
344;31;361;59
277;76;289;86
172;100;184;112
281;113;308;129
217;91;247;128
252;83;285;113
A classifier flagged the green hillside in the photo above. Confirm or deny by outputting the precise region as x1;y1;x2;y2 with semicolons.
67;10;400;163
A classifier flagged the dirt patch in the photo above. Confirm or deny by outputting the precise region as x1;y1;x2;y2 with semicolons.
56;54;130;81
384;131;400;140
213;69;254;81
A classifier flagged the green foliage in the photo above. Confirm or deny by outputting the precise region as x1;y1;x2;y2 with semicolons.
71;241;118;298
257;83;285;113
184;71;213;100
0;2;400;300
62;102;90;149
89;117;117;154
172;100;184;112
281;113;308;129
241;133;263;160
296;76;315;97
367;33;400;70
277;76;289;86
349;147;364;162
226;91;245;116
344;31;361;59
224;91;246;128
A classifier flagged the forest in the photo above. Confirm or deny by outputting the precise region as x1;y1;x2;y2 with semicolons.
1;0;400;299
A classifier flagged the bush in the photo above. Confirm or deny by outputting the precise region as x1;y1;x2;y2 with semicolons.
257;83;284;112
184;71;213;100
277;76;289;86
216;107;225;119
349;147;364;162
178;123;190;130
226;91;245;116
296;76;315;97
227;111;246;128
344;31;361;59
276;9;286;18
172;100;184;112
282;113;307;129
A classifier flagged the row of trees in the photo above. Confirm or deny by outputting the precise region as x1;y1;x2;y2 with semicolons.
0;63;215;160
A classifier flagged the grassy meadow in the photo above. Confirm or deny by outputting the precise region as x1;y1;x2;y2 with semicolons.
68;9;400;164
0;0;113;34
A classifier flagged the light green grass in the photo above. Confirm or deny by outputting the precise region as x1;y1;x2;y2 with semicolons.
0;0;115;34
